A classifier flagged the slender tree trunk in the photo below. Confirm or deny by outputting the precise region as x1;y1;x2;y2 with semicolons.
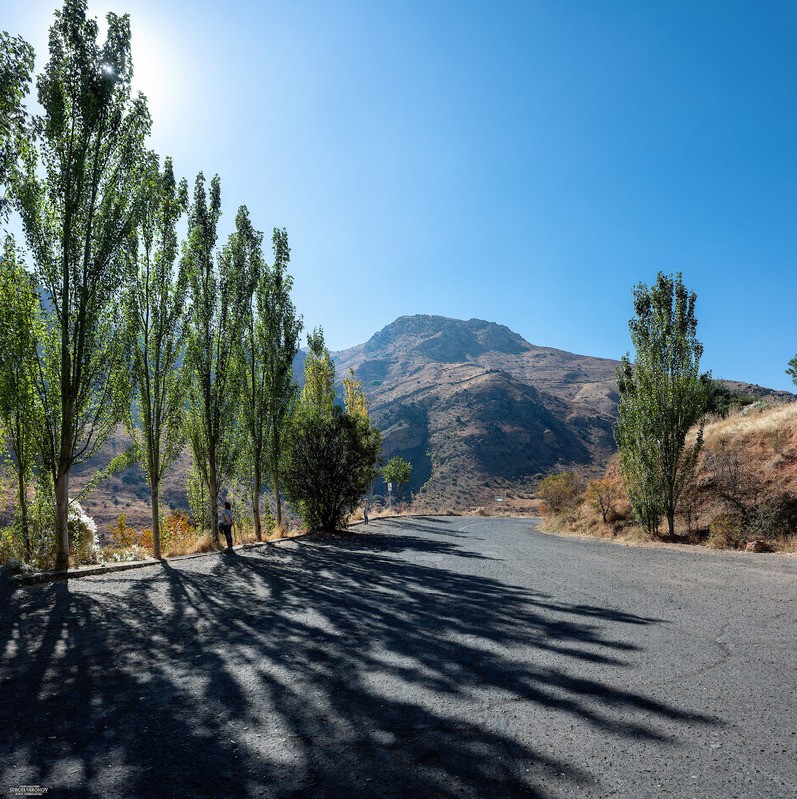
273;465;282;527
151;481;161;559
209;451;219;546
253;471;262;541
17;467;30;561
667;508;675;537
54;469;70;570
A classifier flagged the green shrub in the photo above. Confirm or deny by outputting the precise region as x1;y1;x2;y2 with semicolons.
283;405;380;532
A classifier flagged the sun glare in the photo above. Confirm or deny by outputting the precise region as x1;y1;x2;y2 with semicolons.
93;3;187;134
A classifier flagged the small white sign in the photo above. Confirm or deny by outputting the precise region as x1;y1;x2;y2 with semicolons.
495;497;503;502
387;482;393;492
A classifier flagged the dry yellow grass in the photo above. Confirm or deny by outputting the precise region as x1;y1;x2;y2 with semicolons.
702;401;797;444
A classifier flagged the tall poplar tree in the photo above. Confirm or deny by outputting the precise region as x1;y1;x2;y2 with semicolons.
125;154;188;559
615;272;710;537
252;229;302;530
15;0;149;569
0;238;41;559
184;178;255;545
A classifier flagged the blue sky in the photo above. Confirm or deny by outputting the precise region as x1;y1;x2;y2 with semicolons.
5;0;797;390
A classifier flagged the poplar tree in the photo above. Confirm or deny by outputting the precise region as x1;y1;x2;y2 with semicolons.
302;327;336;411
125;155;188;559
184;179;255;545
240;228;302;535
15;0;149;569
615;272;709;537
0;238;41;558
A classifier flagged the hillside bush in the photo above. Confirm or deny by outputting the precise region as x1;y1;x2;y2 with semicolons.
584;479;622;524
538;471;582;515
707;512;744;549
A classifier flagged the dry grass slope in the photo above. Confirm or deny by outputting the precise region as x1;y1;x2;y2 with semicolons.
543;401;797;553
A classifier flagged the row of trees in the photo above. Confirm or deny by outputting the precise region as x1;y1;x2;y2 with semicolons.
0;0;380;569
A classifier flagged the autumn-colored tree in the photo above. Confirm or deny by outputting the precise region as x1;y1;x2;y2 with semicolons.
538;471;581;514
585;478;622;524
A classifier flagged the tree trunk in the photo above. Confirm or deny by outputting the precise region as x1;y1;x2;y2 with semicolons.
273;466;282;527
667;508;676;537
209;456;219;547
17;466;30;561
151;482;162;560
54;469;70;570
253;471;262;541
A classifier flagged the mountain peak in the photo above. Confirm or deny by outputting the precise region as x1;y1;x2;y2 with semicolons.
363;314;530;362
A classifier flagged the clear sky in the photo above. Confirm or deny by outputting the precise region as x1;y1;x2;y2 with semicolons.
4;0;797;390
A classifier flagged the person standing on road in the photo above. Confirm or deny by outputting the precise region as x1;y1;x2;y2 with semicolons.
220;501;234;551
363;497;370;525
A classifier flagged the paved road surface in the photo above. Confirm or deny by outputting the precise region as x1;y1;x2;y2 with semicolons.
1;517;795;798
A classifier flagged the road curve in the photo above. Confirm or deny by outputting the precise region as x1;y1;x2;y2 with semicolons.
1;516;795;798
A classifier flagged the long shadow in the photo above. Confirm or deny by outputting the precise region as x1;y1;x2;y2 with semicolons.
0;524;719;798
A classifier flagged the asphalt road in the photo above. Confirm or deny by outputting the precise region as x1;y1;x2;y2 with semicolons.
1;517;795;799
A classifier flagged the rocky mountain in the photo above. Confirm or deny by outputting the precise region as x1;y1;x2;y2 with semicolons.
333;316;619;511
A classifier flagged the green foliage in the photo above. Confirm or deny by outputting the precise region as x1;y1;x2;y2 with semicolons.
283;327;381;532
382;456;413;501
538;471;581;514
187;460;211;535
302;327;336;411
13;0;150;568
124;154;188;557
704;378;756;418
183;177;256;544
0;32;34;221
0;237;41;558
615;273;710;537
283;404;381;532
238;226;302;535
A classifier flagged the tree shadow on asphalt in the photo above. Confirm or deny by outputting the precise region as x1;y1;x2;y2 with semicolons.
0;519;720;799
